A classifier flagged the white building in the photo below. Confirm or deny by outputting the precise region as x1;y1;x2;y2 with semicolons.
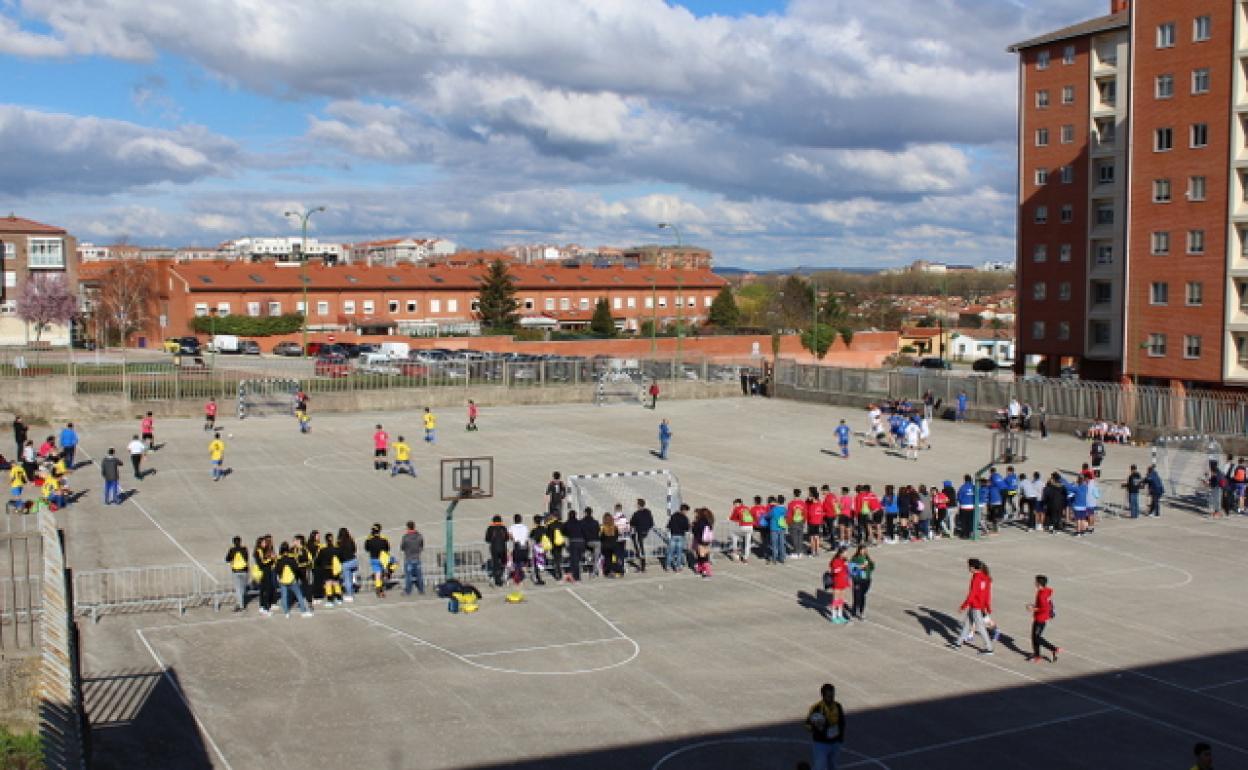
505;244;566;263
951;333;1016;363
224;237;345;263
77;243;111;262
978;260;1014;272
348;237;457;265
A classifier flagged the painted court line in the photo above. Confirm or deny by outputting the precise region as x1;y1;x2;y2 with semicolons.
651;737;888;770
80;447;217;584
461;636;628;658
1196;675;1248;692
136;629;234;770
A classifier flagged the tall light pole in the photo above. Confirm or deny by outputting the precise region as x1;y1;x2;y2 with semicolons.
285;206;325;358
647;276;658;355
658;223;683;362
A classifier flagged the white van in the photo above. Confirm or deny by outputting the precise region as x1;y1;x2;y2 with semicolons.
210;334;240;354
358;352;400;375
376;342;410;360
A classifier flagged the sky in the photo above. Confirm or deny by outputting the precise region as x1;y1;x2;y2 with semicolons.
0;0;1104;268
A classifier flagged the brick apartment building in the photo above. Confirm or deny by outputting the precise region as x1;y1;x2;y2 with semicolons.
149;261;725;345
0;215;79;346
1011;0;1248;387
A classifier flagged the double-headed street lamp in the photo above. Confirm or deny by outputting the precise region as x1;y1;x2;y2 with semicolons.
284;206;326;358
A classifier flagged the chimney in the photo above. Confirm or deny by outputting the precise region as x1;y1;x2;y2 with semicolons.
1110;0;1128;12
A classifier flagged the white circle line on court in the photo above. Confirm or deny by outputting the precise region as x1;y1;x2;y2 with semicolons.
650;737;888;770
344;588;640;675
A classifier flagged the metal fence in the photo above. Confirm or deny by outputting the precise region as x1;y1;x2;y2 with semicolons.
775;360;1248;437
0;530;42;651
0;347;760;404
37;509;89;770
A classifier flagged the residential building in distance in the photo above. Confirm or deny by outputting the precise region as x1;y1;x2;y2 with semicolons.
0;215;79;345
348;237;456;266
1011;0;1248;388
222;237;346;264
620;245;713;270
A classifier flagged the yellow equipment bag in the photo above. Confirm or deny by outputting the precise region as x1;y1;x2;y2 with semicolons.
505;591;525;604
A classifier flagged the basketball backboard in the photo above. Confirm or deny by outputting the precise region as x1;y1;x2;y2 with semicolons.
440;456;494;501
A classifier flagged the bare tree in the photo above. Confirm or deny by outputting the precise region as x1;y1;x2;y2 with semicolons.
15;273;77;343
97;261;154;346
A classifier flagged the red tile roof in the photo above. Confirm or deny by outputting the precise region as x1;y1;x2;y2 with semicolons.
0;215;67;235
168;261;726;292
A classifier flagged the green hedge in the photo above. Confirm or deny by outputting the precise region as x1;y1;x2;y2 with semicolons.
189;313;304;336
0;725;43;770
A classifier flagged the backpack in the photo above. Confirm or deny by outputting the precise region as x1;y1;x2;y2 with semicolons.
1235;466;1246;483
436;579;464;599
249;563;262;583
822;571;833;590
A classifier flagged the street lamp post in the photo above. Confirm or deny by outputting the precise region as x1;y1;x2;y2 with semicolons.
284;206;326;358
209;308;218;368
658;223;684;363
648;277;658;355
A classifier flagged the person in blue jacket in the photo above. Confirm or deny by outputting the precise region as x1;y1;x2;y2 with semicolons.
58;422;79;469
768;495;788;564
1145;465;1165;517
658;419;672;460
987;472;1005;534
956;391;969;422
1003;466;1019;520
956;475;976;538
835;420;851;459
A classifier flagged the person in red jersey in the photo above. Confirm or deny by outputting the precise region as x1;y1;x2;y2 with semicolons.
203;397;217;432
806;486;825;556
827;547;851;624
1026;574;1060;663
954;558;994;655
787;490;807;558
728;497;755;562
372;424;389;471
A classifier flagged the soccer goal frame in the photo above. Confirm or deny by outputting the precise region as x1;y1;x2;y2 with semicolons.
237;378;301;420
1153;433;1223;502
567;469;682;518
594;371;645;407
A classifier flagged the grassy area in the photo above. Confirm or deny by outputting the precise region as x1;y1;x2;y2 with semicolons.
0;725;43;770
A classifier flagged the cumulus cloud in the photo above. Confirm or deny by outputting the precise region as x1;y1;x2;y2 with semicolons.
0;105;239;195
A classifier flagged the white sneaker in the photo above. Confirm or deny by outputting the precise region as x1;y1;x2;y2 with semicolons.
301;611;313;618
259;608;270;617
344;595;354;603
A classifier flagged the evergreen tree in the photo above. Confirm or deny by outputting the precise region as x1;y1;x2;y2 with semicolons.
476;259;519;332
707;286;740;329
800;323;837;360
590;297;616;337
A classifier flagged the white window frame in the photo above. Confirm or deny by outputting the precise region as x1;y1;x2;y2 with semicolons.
544;298;555;311
1060;125;1074;144
216;302;231;316
1034;206;1048;224
26;237;65;269
1060;205;1074;224
1035;90;1050;108
1155;127;1173;152
1189;176;1207;201
1033;245;1048;263
559;298;570;311
1152;232;1171;256
627;296;636;308
361;300;374;315
704;295;712;307
1035;128;1049;147
1147;333;1167;357
1188;229;1206;254
1033;282;1047;301
317;301;329;316
1153;178;1172;203
1063;45;1075;65
1036;51;1050;70
1150;282;1169;305
247;301;261;317
1194;15;1211;42
1098;163;1115;184
447;299;458;313
1184;335;1202;359
1061;85;1075;104
268;301;282;316
1035;168;1049;186
194;303;209;317
388;300;399;313
1155;74;1174;99
658;296;668;309
1186;282;1203;306
1192;68;1210;95
578;298;590;311
1157;22;1175;49
343;300;356;315
1191;123;1209;148
644;296;653;309
430;299;442;313
613;297;622;310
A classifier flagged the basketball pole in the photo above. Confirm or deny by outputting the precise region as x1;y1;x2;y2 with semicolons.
443;495;461;582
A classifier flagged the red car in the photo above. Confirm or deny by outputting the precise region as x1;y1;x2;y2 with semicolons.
314;354;352;378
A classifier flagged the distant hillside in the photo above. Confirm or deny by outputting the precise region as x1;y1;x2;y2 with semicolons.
715;265;883;277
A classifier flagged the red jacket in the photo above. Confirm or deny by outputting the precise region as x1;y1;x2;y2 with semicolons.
786;499;806;525
729;504;754;527
960;570;993;612
806;498;825;526
1032;586;1053;622
829;556;850;590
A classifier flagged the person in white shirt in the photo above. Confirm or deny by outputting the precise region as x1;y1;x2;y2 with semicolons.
508;514;530;582
919;416;932;450
127;434;147;480
1020;472;1043;531
904;420;921;461
868;406;883;445
1007;398;1022;430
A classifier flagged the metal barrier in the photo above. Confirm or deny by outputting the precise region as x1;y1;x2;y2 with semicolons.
73;564;210;622
0;531;42;651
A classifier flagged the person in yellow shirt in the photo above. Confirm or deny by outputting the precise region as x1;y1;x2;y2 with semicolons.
8;463;29;513
806;683;846;770
391;436;415;477
209;432;226;482
296;407;311;434
40;472;64;509
423;407;437;444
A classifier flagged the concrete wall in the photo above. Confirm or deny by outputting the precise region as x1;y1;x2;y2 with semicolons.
0;654;40;734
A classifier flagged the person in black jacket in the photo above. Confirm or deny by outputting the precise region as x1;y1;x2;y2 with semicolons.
630;498;654;572
545;513;565;582
318;532;342;607
12;416;27;458
363;524;392;598
484;515;510;587
1041;474;1067;535
665;505;691;572
564;511;586;583
337;528;359;602
529;515;547;586
224;536;249;611
580;508;600;577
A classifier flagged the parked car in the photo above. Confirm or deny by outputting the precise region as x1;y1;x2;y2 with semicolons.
917;357;953;370
972;357;999;373
241;340;261;355
314;354;352;378
273;341;303;357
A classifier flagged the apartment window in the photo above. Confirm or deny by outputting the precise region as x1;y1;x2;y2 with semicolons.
1059;244;1072;262
627;296;636;308
1192;68;1210;94
1033;282;1047;301
1096;120;1116;145
1186;282;1203;306
1150;282;1169;305
1098;163;1115;184
1189;176;1207;201
1191;123;1209;148
1157;22;1175;48
316;301;329;316
1188;230;1206;254
1032;245;1048;262
1034;206;1048;224
1096;244;1113;264
704;295;713;307
406;300;418;313
1155;127;1173;151
578;298;589;310
1152;232;1171;255
1032;321;1046;340
447;299;458;313
1091;320;1112;346
658;296;668;308
1092;282;1112;305
1063;45;1075;64
247;302;261;317
431;299;442;313
1060;125;1074;144
523;299;534;310
1060;205;1074;224
1147;333;1167;357
1061;85;1075;104
194;303;209;317
343;300;355;315
1058;282;1071;301
613;297;622;310
268;301;281;316
1037;51;1050;70
470;299;480;312
560;298;570;310
644;296;653;309
1057;322;1070;341
1035;168;1049;185
1153;179;1172;203
1155;74;1174;99
388;300;399;313
1099;79;1117;104
1096;204;1114;225
1194;15;1211;42
27;238;65;269
294;301;305;315
361;300;374;315
1184;335;1202;359
1035;128;1049;147
217;302;232;315
1035;90;1050;108
544;298;555;311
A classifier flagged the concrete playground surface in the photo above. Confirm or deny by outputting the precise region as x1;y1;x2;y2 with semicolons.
63;397;1248;769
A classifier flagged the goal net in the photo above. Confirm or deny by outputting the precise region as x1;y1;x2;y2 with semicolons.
1154;434;1222;503
595;371;644;406
238;378;301;420
568;469;683;563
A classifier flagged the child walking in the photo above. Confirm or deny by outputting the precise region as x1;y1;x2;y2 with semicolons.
466;400;479;431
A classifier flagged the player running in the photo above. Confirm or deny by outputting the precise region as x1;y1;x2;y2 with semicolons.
423;407;437;444
466;400;479;432
835;419;851;459
204;397;217;432
372;424;389;470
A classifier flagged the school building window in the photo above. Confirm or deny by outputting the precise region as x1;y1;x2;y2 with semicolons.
316;301;329;316
217;302;230;315
268;301;281;316
343;300;356;314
